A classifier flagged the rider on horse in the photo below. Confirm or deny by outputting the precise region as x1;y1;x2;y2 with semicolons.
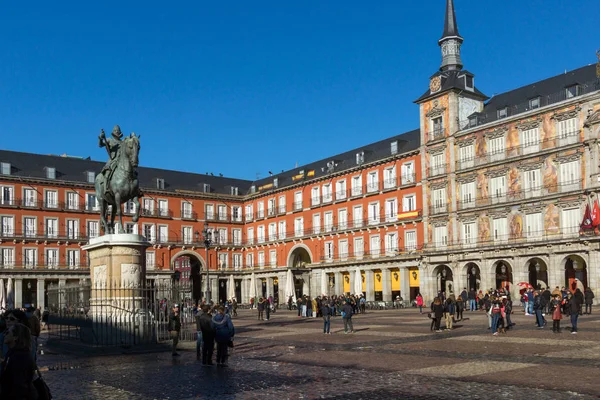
98;125;123;196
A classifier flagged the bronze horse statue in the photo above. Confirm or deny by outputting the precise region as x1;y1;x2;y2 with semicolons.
95;133;142;234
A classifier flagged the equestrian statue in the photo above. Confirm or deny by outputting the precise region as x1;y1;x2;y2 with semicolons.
95;125;143;234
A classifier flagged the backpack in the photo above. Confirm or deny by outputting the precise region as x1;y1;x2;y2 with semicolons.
492;304;501;314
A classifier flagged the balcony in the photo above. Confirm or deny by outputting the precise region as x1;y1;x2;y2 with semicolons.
428;164;447;177
267;207;276;217
245;213;254;222
322;193;333;203
157;208;173;218
457;158;475;170
21;198;42;209
383;177;397;190
256;210;265;219
400;173;416;186
350;187;362;197
217;213;228;222
293;201;303;211
319;244;424;264
427;128;445;142
278;206;286;214
181;210;197;220
311;197;320;207
430;204;447;214
559;130;579;147
366;182;380;193
335;190;347;201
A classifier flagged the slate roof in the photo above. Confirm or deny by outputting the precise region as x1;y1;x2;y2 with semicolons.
415;69;488;103
440;0;462;42
0;149;253;196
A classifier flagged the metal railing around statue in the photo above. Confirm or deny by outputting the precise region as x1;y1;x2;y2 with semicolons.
46;280;197;347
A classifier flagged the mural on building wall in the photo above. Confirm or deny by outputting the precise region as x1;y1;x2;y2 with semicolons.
478;213;490;242
427;223;433;244
507;127;519;157
475;132;486;158
508;167;521;199
476;173;488;203
541;114;556;150
544;203;560;234
543;157;558;193
447;215;454;244
509;208;523;240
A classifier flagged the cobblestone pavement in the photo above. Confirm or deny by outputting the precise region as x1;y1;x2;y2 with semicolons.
39;308;600;399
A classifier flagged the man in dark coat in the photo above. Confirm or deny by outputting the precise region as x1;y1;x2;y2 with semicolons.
168;304;181;356
574;288;585;315
542;288;552;314
213;306;235;366
584;288;595;314
198;305;216;365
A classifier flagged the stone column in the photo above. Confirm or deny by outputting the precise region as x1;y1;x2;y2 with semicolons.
37;279;45;310
302;274;309;297
211;278;218;303
400;267;410;302
348;272;355;296
14;279;23;309
241;278;248;304
588;250;600;305
365;270;375;301
266;277;274;298
334;271;343;296
382;268;392;301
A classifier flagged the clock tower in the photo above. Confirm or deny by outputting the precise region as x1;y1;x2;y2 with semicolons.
439;0;463;72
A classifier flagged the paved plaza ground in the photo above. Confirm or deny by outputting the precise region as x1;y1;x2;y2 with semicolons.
39;307;600;399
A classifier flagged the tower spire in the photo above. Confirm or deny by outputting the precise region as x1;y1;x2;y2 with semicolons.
438;0;463;71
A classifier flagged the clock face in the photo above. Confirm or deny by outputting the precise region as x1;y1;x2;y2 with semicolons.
430;76;442;93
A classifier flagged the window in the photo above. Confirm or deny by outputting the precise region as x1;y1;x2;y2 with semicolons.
338;209;347;230
431;117;444;140
257;225;265;243
182;202;193;219
312;214;321;234
462;222;477;247
124;200;136;215
339;239;348;260
460;182;475;209
156;178;165;190
45;249;58;268
269;250;277;267
250;185;256;194
146;252;156;270
278;221;286;239
125;223;135;234
24;217;36;237
86;193;99;211
354;237;364;258
158;225;168;242
351;175;362;196
430;153;445;176
385;198;397;221
311;187;320;206
23;189;36;207
246;253;254;268
529;97;540;109
385;232;398;255
525;213;542;241
244;204;253;221
67;192;79;210
230;186;239;196
143;198;154;215
353;206;363;228
402;194;416;212
294;218;304;237
324;242;334;261
368;202;380;225
158;200;169;217
87;221;99;238
391;141;398;155
497;107;507;119
558;117;578;145
432;188;446;213
142;224;155;242
203;184;211;193
268;223;276;241
24;248;37;268
367;171;379;192
562;207;579;237
257;252;265;268
0;162;10;175
560;160;579;192
233;254;242;270
45;218;58;238
46;167;56;180
230;229;240;245
267;198;276;216
1;186;14;206
465;75;474;89
294;191;302;210
44;190;57;208
322;184;332;202
335;180;347;200
524;169;541;198
565;85;580;99
0;216;14;237
247;227;254;245
67;249;80;268
182;226;193;244
493;218;507;242
0;248;14;267
205;204;215;220
401;162;415;185
218;253;228;269
66;220;79;239
383;167;396;189
218;205;227;220
434;226;448;248
490;176;506;204
405;231;417;251
459;144;474;169
370;235;380;257
278;196;286;214
522;127;540;155
324;212;334;232
257;202;264;218
356;151;365;165
488;136;505;162
86;171;95;183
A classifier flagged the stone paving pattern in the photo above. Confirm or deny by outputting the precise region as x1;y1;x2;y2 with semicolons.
39;308;600;399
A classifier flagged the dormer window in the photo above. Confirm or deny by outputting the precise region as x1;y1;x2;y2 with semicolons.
326;161;335;173
0;162;10;175
86;171;95;183
230;186;239;195
156;178;165;190
203;183;210;193
565;85;580;99
356;151;365;165
497;107;508;119
468;115;478;128
464;75;474;90
273;178;278;188
529;97;540;110
46;167;56;180
390;141;398;155
250;185;256;194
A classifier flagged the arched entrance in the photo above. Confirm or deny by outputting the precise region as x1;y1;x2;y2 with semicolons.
171;251;205;304
465;262;480;292
434;265;453;295
492;260;513;291
287;245;313;269
526;258;548;290
564;255;587;292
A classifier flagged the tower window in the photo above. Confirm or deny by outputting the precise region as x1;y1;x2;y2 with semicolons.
465;75;473;89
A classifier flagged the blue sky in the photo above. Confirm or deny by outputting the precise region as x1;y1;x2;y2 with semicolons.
1;0;597;180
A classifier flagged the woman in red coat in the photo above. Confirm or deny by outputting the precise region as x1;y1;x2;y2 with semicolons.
416;293;424;314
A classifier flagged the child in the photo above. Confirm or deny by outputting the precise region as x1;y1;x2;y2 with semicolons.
551;295;563;333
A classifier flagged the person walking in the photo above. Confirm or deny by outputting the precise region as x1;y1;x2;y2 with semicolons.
194;307;204;361
257;297;265;320
416;293;424;314
551;295;563;333
584;288;594;315
490;299;502;335
232;298;238;317
0;323;37;399
265;297;271;321
455;296;464;321
198;305;215;365
567;294;580;334
213;306;235;366
533;291;546;328
444;298;454;330
432;298;444;332
321;299;331;334
168;304;181;356
468;289;477;311
574;288;584;315
342;300;354;334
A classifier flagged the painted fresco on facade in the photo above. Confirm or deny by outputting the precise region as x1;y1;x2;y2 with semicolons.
507;126;519;158
509;207;523;240
541;114;556;150
478;212;490;242
508;167;520;199
475;132;486;158
476;173;488;203
545;203;560;234
543;157;558;193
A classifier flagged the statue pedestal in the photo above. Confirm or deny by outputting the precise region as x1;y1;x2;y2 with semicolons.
82;234;153;345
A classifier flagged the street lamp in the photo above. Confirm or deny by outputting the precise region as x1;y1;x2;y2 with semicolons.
471;266;477;275
202;223;220;303
534;262;541;273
